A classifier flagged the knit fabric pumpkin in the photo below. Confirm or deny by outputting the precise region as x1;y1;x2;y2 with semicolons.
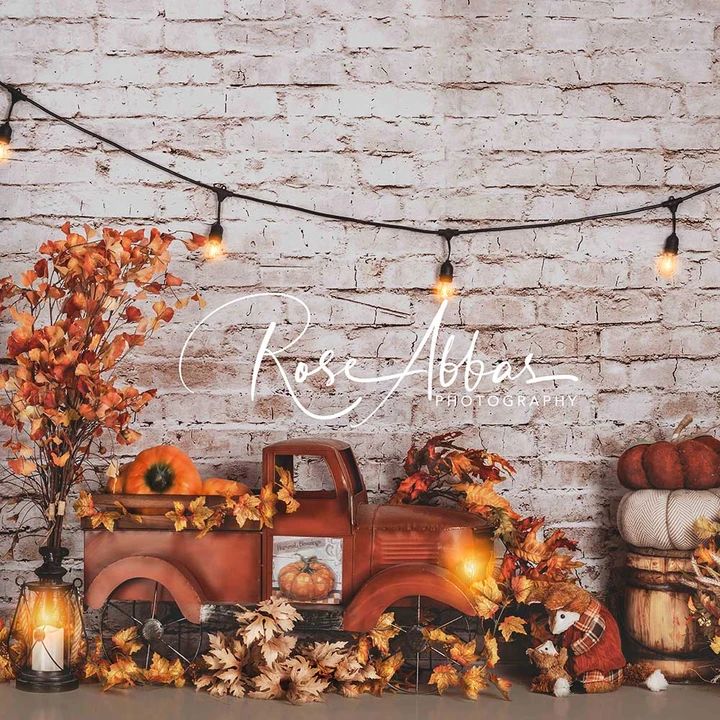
617;488;720;550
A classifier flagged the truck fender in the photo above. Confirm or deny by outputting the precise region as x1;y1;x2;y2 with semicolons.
342;564;476;632
84;556;205;624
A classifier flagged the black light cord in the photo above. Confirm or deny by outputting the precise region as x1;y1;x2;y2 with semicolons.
2;80;720;242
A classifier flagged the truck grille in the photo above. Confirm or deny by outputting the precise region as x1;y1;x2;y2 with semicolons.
373;535;439;568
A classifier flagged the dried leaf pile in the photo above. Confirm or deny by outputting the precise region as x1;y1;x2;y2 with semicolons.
193;597;403;703
84;626;186;691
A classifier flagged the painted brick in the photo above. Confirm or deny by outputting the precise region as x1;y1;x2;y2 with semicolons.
0;2;718;601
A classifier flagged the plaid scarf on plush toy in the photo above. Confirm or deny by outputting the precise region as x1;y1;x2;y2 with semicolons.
570;599;606;655
569;598;624;690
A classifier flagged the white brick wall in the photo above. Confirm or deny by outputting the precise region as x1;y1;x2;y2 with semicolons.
1;0;720;611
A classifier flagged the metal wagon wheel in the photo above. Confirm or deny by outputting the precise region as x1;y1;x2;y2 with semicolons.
389;596;479;694
100;580;206;670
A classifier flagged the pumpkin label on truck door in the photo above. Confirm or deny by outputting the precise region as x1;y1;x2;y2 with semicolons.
272;536;342;604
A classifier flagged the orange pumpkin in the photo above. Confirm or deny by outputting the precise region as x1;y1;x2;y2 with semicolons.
123;446;202;495
618;435;720;490
203;477;250;497
278;556;335;602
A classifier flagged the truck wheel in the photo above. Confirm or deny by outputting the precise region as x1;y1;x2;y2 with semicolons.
390;596;477;693
100;580;206;669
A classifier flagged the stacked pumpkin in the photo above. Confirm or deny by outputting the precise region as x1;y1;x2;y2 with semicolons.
616;417;720;550
108;445;249;504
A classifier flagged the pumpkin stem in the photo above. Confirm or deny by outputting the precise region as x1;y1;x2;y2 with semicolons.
672;414;694;441
295;554;317;573
144;462;175;493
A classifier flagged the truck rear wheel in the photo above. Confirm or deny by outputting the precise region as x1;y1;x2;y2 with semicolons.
100;580;206;670
389;596;478;693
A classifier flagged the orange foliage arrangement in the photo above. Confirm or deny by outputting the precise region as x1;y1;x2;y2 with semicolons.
0;224;205;553
391;431;583;698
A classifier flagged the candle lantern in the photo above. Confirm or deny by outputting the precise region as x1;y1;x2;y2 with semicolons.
9;547;86;692
440;527;495;585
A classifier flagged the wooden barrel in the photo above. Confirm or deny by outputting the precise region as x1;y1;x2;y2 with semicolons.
623;546;714;681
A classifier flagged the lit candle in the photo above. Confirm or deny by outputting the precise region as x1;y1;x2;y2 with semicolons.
31;625;64;672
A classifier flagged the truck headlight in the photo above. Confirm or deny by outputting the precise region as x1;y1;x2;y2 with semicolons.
439;527;494;584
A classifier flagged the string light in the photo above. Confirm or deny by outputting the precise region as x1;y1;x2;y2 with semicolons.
435;229;458;300
0;85;20;163
656;197;680;279
0;81;717;290
204;184;228;260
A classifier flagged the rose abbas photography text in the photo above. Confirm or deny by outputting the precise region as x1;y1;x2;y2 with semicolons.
179;293;580;427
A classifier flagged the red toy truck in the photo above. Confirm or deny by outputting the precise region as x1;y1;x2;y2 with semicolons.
83;438;493;665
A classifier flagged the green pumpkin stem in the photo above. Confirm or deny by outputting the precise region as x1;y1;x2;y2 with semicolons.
144;461;175;493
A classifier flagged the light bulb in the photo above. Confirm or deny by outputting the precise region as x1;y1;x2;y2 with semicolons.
656;231;679;279
434;259;455;300
656;251;679;279
204;222;225;260
0;122;11;163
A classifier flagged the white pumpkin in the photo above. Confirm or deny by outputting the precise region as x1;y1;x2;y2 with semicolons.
617;489;720;550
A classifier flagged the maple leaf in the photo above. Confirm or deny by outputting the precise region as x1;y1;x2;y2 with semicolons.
188;496;214;530
498;615;527;642
229;493;261;529
165;501;188;532
260;634;298;666
532;553;584;582
456;479;518;519
236;597;301;646
489;673;512;701
392;471;432;503
429;664;460;694
449;638;479;666
112;626;143;656
483;632;499;667
471;577;503;619
368;612;401;655
696;517;720;541
304;641;349;676
275;465;300;514
374;651;404;684
284;656;330;704
422;626;459;645
695;544;717;565
514;519;578;564
462;665;488;700
144;653;186;687
250;665;285;700
90;509;121;531
103;655;142;691
333;653;379;683
355;634;371;665
74;490;96;518
258;484;278;528
196;508;225;538
511;576;534;604
7;457;37;476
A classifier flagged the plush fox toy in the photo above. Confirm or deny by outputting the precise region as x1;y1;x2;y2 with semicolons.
528;582;668;694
